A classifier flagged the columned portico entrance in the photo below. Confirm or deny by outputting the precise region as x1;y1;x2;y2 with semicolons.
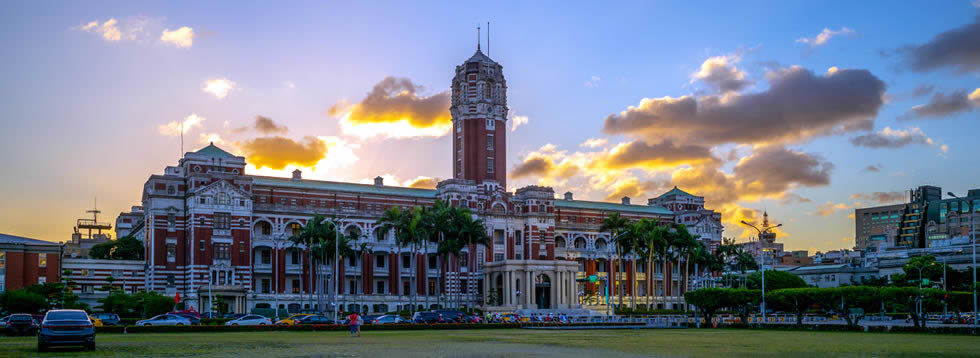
482;260;578;311
199;285;248;314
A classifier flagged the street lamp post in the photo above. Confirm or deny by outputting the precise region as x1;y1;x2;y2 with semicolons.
740;220;782;324
948;192;977;329
273;234;284;321
320;215;350;323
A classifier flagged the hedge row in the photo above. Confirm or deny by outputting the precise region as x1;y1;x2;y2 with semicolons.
95;322;637;334
716;323;978;335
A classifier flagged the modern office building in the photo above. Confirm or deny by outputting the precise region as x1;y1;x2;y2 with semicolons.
854;185;979;251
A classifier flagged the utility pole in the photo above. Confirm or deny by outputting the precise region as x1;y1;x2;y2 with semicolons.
740;219;781;324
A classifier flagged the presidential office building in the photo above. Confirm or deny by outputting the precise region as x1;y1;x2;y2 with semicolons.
127;45;724;314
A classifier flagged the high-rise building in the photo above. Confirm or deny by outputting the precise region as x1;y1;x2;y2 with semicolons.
854;185;979;251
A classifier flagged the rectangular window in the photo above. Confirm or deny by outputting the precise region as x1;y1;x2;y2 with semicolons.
457;137;462;151
291;251;299;265
0;251;4;269
456;159;462;174
350;280;357;294
214;243;230;260
494;230;505;245
166;274;175;287
515;231;522;247
348;256;358;267
494;253;505;261
261;279;271;293
38;254;46;267
487;157;494;173
486;134;494;150
376;281;385;294
214;213;231;229
292;280;300;294
376;255;386;268
261;250;271;265
166;243;176;261
402;255;411;269
428;256;437;270
167;213;176;229
38;276;46;284
199;241;205;251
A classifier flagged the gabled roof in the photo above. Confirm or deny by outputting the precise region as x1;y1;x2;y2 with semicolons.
657;186;696;198
194;142;237;159
555;199;672;215
251;176;437;199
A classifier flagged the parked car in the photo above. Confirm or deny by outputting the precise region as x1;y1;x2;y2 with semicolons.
0;315;9;329
360;315;381;324
412;311;442;324
372;315;408;324
168;311;201;325
91;313;121;326
293;315;336;325
135;314;191;326
88;316;104;327
276;313;313;326
225;315;273;326
37;309;96;352
5;314;37;336
224;313;247;320
202;312;222;319
435;310;475;323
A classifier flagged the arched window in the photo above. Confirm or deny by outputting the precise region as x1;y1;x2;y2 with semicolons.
289;222;302;237
574;237;587;249
539;204;546;213
595;238;607;251
555;236;566;248
217;192;230;205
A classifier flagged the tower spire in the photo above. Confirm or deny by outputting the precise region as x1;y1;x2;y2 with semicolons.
477;25;481;51
487;21;490;56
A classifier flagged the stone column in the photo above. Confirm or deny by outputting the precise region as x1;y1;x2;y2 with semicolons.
505;271;512;306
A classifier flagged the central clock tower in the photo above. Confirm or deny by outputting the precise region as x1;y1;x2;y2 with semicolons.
450;44;508;189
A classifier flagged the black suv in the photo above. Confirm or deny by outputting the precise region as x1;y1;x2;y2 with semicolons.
412;311;443;323
5;314;36;336
294;315;336;325
37;310;96;352
434;310;474;323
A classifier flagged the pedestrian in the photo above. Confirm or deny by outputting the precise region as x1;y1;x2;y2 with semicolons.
356;314;363;337
347;312;359;337
438;314;444;323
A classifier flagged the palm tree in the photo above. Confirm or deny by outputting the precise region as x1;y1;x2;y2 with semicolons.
626;219;655;310
600;212;630;309
640;221;668;310
376;206;421;314
673;225;698;298
294;215;352;314
456;209;489;308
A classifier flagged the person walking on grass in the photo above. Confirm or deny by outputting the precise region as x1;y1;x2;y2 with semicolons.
356;314;364;336
348;312;359;337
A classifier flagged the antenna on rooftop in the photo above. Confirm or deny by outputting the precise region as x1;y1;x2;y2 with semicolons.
487;21;490;56
477;25;481;51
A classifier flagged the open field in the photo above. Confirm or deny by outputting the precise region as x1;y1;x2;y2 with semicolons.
1;328;979;357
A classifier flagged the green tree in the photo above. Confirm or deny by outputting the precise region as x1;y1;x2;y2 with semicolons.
769;288;818;326
600;212;630;309
881;286;944;328
745;270;807;291
814;286;880;327
88;235;144;260
683;288;730;322
0;289;48;314
140;291;176;318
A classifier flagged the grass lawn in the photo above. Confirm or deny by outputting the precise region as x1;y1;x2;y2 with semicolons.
1;328;978;357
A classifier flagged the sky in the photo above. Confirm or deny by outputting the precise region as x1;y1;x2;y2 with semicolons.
1;1;978;253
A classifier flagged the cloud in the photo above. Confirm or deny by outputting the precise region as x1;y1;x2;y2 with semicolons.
860;164;882;173
581;138;608;148
158;114;205;136
598;140;718;171
585;76;601;88
603;178;658;201
510;115;529;132
970;88;980;104
329;77;451;138
511;157;555;179
732;146;833;200
406;176;440;189
79;18;122;41
849;126;934;148
603;66;886;146
199;133;224;145
941;144;949;153
238;136;328;170
691;54;753;93
912;84;935;97
898;15;980;73
779;193;812;204
902;90;977;119
284;81;296;89
202;78;236;99
815;202;852;216
253;116;288;134
850;191;905;204
160;27;194;48
796;27;855;48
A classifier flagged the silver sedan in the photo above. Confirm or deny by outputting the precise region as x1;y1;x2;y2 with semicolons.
225;315;273;326
136;314;191;326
